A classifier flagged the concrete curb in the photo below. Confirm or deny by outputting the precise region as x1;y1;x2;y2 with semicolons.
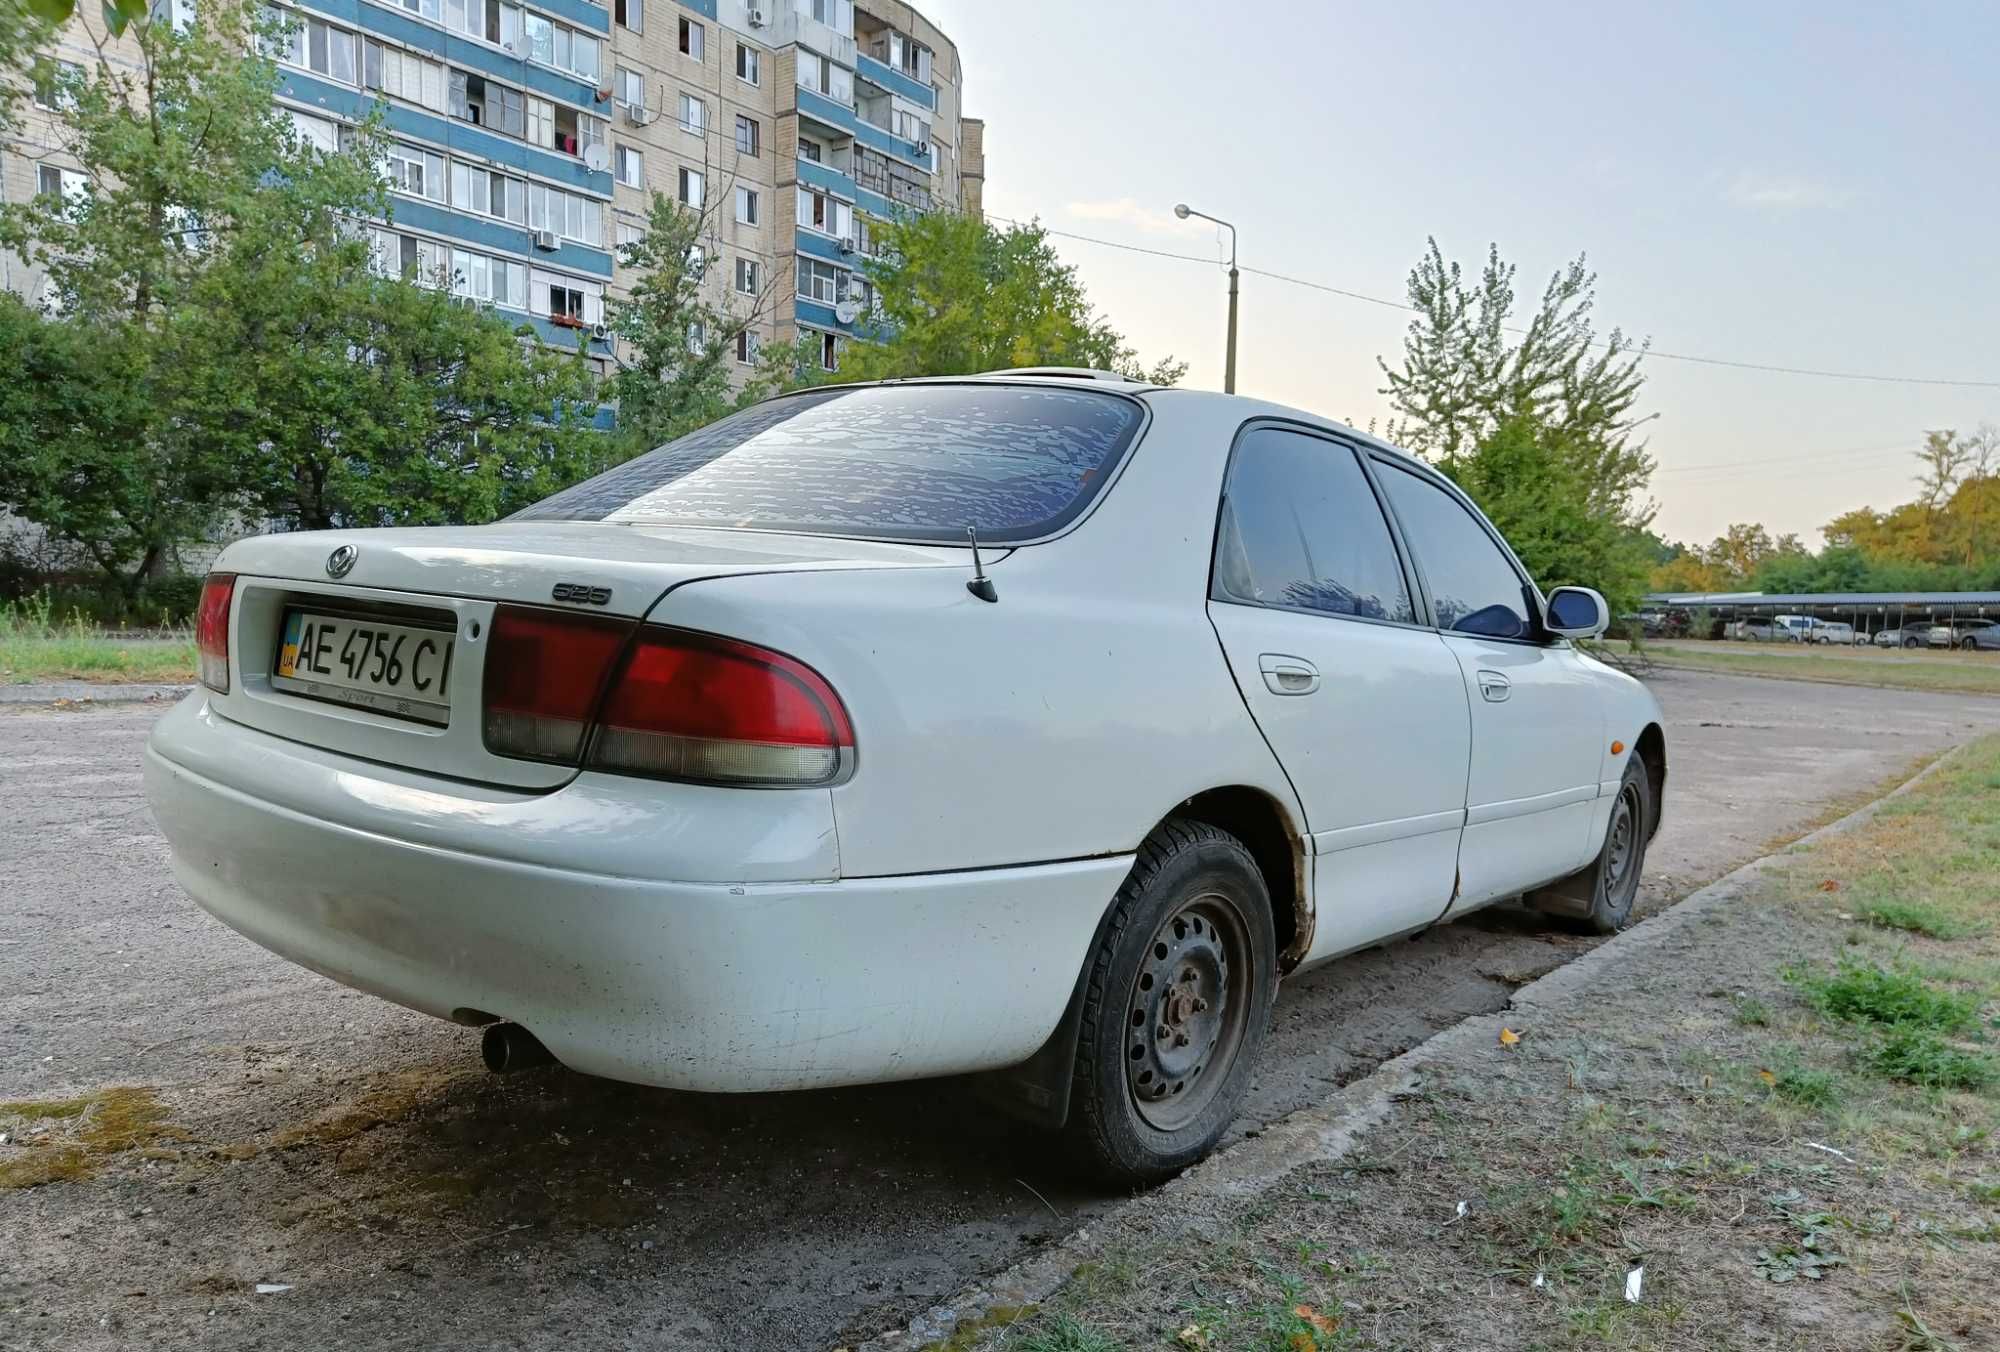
0;681;191;705
1642;658;1999;698
856;746;1969;1351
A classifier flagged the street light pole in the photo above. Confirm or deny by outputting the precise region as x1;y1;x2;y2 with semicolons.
1174;203;1239;394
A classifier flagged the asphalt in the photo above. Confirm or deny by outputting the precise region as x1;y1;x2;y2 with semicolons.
1;669;1994;1350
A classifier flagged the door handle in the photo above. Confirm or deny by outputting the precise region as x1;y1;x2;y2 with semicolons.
1476;670;1511;703
1258;654;1320;696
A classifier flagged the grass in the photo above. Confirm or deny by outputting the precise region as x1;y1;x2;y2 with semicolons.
0;1087;189;1189
1640;640;2000;696
961;739;2000;1352
0;590;196;685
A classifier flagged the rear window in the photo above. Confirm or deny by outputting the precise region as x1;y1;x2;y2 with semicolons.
511;383;1147;544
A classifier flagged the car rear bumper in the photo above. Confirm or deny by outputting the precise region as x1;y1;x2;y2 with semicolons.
144;695;1127;1091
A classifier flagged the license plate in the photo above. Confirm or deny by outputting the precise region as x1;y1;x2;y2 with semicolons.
272;610;454;726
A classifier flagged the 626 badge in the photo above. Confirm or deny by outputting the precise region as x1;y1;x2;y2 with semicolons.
552;582;612;606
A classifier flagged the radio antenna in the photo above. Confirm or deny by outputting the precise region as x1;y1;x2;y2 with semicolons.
964;526;998;603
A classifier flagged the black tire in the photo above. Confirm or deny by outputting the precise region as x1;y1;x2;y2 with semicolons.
1962;638;1979;651
1577;758;1652;934
1068;819;1277;1185
1905;637;1922;648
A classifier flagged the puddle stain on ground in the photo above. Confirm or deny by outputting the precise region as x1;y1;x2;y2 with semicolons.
0;1087;191;1188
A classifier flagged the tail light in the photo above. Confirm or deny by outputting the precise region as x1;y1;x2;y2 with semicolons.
480;607;854;787
590;628;854;786
482;607;630;763
195;573;236;693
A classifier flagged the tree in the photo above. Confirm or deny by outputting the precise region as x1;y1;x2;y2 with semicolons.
839;212;1184;384
0;3;358;593
603;191;774;455
1378;239;1656;609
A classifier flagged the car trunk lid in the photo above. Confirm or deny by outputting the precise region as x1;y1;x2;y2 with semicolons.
208;523;963;790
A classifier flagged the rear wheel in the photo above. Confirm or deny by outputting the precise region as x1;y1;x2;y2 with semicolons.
1069;819;1276;1184
1905;637;1922;648
1962;638;1979;651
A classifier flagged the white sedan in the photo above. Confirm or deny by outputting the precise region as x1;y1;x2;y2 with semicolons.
145;372;1667;1181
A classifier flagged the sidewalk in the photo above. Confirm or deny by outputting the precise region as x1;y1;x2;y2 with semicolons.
892;740;2000;1352
0;681;189;705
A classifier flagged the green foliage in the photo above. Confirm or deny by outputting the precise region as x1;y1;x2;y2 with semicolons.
842;211;1184;385
1863;1028;1995;1092
1377;239;1654;612
1792;958;1978;1033
1860;901;1988;941
0;2;615;568
603;191;765;455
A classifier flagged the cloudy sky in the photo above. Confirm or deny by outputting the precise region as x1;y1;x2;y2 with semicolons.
927;0;2000;548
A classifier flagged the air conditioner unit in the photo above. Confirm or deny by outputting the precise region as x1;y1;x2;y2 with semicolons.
747;7;767;26
623;104;651;127
589;322;611;341
909;140;927;157
837;236;856;254
531;229;559;251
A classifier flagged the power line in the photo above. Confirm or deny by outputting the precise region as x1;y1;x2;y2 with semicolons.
990;214;2000;391
1654;441;1912;476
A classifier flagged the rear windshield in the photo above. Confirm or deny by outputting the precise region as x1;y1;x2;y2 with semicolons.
511;383;1147;544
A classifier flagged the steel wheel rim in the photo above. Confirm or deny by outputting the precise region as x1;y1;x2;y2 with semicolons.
1605;783;1641;897
1124;891;1251;1131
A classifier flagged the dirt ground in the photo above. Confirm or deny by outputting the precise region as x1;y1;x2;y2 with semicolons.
0;671;1995;1350
967;739;2000;1351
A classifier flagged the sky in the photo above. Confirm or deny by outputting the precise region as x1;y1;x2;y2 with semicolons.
924;0;2000;548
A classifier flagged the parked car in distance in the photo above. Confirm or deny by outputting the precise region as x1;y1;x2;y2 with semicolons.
1930;619;1998;650
1809;621;1856;645
142;372;1668;1182
1731;618;1777;641
1770;614;1817;642
1874;626;1928;649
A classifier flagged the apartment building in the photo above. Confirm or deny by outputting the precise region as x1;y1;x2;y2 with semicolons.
1;0;983;383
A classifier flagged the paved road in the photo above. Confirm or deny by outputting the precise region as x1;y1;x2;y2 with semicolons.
2;671;1994;1350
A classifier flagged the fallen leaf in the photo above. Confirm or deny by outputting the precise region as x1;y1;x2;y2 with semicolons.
1498;1027;1521;1047
1758;1068;1777;1086
1294;1304;1340;1334
1819;879;1841;892
1176;1325;1210;1350
1287;1335;1317;1352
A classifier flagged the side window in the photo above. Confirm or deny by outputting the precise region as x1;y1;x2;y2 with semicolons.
1377;463;1531;639
1212;427;1415;624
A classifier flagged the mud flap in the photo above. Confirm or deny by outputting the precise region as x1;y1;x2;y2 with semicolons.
1525;862;1595;919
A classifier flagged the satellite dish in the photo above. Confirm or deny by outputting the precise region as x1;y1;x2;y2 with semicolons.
834;299;861;324
583;143;609;172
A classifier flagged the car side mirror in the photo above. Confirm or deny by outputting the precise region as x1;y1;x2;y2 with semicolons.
1545;586;1610;639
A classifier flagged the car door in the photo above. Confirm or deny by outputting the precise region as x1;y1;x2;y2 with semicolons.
1371;458;1607;913
1206;424;1473;962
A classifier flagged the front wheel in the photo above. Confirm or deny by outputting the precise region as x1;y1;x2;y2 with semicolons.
1963;638;1980;651
1905;637;1923;648
1069;819;1277;1184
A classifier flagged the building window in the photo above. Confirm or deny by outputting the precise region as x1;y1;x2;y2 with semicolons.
807;0;852;38
817;329;839;371
526;95;553;147
734;114;759;157
616;221;643;251
32;59;82;111
798;136;822;163
677;92;706;136
530;182;602;246
734;257;760;294
735;329;759;365
734;185;759;225
735;43;759;86
387;143;446;204
614;66;645;113
677;166;705;209
687;320;706;355
36;164;89;215
286;108;340;153
614;0;640;33
453;162;526;224
615;144;643;188
795;186;851;240
385;0;441;21
523;15;600;83
287;15;357;85
677;15;702;60
796;257;843;305
365;41;448;114
452;247;528;310
535;269;604;325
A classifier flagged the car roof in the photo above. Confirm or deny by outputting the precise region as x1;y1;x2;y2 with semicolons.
894;372;1432;474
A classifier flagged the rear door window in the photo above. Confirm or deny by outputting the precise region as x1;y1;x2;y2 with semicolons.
511;383;1145;544
1376;463;1533;639
1211;426;1415;624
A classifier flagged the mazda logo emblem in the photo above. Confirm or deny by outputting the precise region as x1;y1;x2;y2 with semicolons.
325;545;358;579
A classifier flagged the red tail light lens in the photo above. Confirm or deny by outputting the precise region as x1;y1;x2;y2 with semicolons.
195;573;235;693
482;607;630;764
589;628;855;786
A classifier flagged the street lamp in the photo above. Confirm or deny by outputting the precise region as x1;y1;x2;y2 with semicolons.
1174;202;1239;394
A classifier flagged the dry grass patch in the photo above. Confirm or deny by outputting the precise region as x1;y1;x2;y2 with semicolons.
0;1086;192;1189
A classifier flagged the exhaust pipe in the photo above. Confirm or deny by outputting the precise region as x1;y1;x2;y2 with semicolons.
481;1022;554;1074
